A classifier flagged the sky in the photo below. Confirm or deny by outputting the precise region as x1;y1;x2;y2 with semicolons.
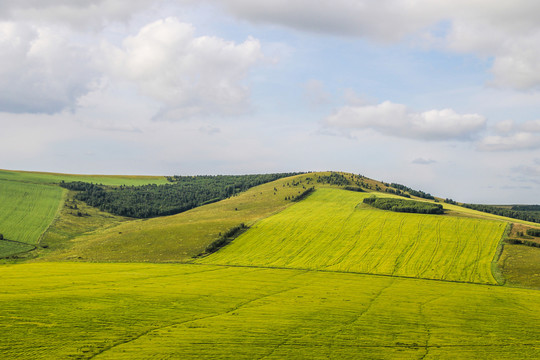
1;0;540;204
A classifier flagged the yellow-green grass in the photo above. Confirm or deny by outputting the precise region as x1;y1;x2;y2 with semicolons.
40;173;327;263
0;240;35;258
0;179;64;246
499;244;540;289
1;262;540;359
201;188;507;284
0;169;169;186
28;191;131;260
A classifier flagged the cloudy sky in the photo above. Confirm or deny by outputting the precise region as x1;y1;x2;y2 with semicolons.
1;0;540;203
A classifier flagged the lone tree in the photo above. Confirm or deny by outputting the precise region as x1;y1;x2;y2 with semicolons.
0;233;4;240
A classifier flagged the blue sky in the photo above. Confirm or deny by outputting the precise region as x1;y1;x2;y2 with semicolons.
1;0;540;203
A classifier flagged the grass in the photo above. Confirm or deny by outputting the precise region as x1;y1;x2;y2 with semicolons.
200;188;507;284
0;169;169;186
40;173;327;262
1;262;540;359
499;244;540;289
0;179;64;246
0;240;35;259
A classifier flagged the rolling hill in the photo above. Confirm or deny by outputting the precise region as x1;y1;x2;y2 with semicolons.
2;168;540;359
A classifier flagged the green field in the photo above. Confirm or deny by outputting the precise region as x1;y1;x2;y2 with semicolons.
201;188;507;284
0;169;169;186
1;262;540;359
0;180;64;253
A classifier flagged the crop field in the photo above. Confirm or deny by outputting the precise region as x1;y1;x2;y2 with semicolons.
1;262;540;359
0;180;64;251
201;188;507;284
0;169;169;186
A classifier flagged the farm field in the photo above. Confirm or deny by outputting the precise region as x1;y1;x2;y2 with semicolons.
0;169;169;186
1;262;540;359
201;188;507;284
0;179;64;257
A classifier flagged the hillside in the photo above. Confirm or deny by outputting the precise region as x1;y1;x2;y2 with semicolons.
200;188;507;284
2;169;540;359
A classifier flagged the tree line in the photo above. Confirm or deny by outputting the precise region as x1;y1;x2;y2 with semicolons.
59;173;300;218
461;203;540;224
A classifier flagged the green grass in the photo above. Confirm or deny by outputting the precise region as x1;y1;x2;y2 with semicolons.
499;244;540;289
0;179;64;245
201;188;507;284
40;173;327;262
1;262;540;359
0;169;169;186
0;240;35;258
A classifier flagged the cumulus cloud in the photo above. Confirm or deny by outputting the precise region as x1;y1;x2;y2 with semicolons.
325;101;486;141
217;0;540;90
478;119;540;151
0;0;159;30
101;17;263;119
0;22;97;114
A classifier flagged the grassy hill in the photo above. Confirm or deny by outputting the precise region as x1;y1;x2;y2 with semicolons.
40;173;326;262
3;168;540;358
200;188;507;284
0;169;169;260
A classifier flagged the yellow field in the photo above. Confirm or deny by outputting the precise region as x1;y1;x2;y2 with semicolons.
1;262;540;359
201;188;507;284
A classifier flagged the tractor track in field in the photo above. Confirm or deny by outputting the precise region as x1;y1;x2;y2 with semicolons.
87;275;308;359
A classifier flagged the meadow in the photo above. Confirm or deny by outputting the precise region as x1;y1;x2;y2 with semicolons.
1;262;540;359
41;173;322;262
0;169;169;186
201;188;507;284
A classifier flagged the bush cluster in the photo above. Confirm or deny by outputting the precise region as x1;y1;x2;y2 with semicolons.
363;197;443;214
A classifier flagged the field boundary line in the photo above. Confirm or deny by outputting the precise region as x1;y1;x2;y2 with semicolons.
185;262;501;287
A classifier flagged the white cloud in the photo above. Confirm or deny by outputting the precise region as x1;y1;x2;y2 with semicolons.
0;0;159;30
217;0;540;90
101;17;263;119
477;133;540;151
478;118;540;151
325;101;486;141
0;22;97;114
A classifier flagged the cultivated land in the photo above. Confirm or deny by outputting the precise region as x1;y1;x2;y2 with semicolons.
0;179;64;257
0;169;169;186
1;263;540;359
2;169;540;358
201;188;507;284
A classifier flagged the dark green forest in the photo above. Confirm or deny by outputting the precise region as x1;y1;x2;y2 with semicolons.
60;173;300;218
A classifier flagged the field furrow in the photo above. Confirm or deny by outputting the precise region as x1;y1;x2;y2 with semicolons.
0;179;64;247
